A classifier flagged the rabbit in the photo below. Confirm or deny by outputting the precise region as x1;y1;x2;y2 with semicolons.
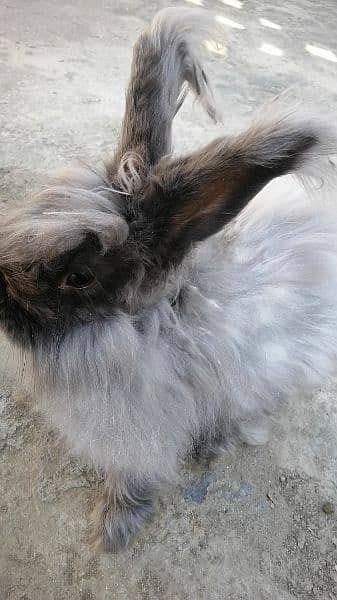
1;7;337;552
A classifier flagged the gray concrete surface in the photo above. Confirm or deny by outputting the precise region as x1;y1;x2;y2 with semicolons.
1;1;337;598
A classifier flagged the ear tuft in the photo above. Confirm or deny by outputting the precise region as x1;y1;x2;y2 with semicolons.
149;7;223;123
117;151;145;195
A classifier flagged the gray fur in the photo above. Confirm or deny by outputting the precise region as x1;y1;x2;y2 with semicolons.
1;9;337;551
27;172;337;479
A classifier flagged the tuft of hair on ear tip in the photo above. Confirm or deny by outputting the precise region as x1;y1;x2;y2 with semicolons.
149;7;224;123
116;151;145;195
233;98;337;187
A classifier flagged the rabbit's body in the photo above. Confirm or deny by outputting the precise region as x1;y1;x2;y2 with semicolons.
1;8;337;550
30;174;337;484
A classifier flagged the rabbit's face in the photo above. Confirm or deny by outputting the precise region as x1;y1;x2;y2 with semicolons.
0;184;149;348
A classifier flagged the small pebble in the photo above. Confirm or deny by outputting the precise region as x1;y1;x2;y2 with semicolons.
279;475;287;484
322;501;335;515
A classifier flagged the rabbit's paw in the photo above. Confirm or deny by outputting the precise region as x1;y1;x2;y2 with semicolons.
90;476;155;552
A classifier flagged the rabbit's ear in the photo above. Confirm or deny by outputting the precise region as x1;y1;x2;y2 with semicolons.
108;8;221;191
141;114;335;264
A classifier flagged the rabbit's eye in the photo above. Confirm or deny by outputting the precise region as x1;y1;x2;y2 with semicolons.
63;269;96;289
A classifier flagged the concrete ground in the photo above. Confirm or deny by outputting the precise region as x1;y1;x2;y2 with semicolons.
1;0;337;598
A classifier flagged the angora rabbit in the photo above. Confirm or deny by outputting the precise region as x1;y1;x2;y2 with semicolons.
1;8;337;551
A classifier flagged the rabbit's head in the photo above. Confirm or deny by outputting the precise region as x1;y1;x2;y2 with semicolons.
0;180;136;347
0;8;326;352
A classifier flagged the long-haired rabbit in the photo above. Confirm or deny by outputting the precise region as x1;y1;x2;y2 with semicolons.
1;8;337;551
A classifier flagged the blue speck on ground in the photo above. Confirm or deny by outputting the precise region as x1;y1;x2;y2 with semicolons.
183;471;218;504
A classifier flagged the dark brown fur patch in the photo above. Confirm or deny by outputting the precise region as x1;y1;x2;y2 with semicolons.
136;123;318;268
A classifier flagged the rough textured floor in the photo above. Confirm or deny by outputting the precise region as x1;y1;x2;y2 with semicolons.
1;1;337;599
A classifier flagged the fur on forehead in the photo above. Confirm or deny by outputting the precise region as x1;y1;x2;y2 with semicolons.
0;166;129;268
